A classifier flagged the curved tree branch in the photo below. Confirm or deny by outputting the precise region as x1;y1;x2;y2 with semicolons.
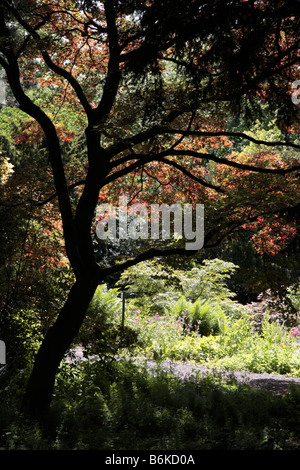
6;2;93;117
104;153;224;193
93;0;121;123
159;149;300;175
155;155;225;192
98;201;300;280
166;129;300;151
0;15;81;275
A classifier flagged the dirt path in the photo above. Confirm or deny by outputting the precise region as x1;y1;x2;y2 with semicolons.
137;358;300;395
68;347;300;395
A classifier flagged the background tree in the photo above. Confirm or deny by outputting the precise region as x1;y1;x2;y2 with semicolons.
0;0;299;419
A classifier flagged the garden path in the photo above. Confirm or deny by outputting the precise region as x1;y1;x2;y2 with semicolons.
68;347;300;395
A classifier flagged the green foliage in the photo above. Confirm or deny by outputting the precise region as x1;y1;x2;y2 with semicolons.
0;106;25;164
87;284;122;321
115;257;300;374
0;265;75;368
1;307;43;367
117;260;183;314
162;313;300;377
125;311;183;362
180;259;238;303
118;258;240;317
123;292;300;376
1;247;298;449
77;284;140;360
286;285;300;315
2;360;300;450
171;296;227;337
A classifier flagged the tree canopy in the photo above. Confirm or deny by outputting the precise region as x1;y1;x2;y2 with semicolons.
0;0;299;419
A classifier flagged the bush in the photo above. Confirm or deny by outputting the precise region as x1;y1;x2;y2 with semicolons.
207;315;300;376
77;284;140;360
0;307;43;369
117;260;183;315
287;285;300;310
2;360;300;450
124;301;300;377
179;259;238;303
171;296;227;337
125;310;183;362
117;258;240;317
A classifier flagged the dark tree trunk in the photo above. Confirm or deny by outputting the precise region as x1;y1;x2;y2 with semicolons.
22;277;98;421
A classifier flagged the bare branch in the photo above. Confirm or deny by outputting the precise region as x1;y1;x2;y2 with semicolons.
93;0;120;122
34;180;86;206
106;125;164;157
103;156;153;186
160;149;300;175
155;156;225;192
104;152;224;193
99;247;195;279
166;129;300;151
105;122;300;167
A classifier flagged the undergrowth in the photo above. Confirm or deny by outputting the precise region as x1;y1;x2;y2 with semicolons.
1;359;300;450
1;260;300;450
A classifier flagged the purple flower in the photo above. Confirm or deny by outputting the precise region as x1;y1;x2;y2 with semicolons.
290;326;300;337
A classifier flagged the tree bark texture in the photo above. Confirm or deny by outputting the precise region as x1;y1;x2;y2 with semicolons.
22;278;98;420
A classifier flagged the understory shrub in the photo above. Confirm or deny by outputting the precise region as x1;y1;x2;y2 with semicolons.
125;311;183;361
171;296;227;336
2;360;300;450
113;257;300;376
77;284;140;359
124;307;300;376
